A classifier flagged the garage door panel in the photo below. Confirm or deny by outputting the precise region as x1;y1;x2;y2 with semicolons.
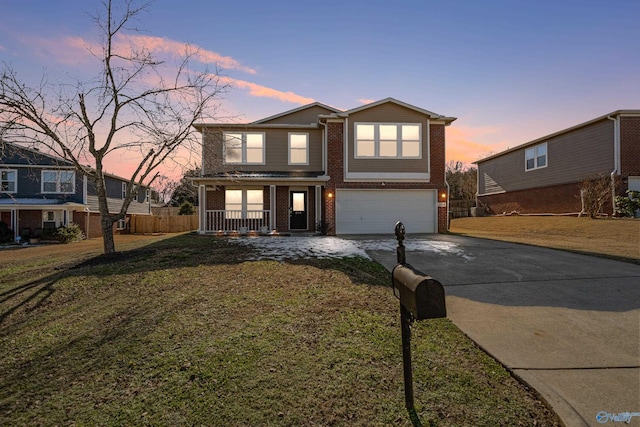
336;189;436;234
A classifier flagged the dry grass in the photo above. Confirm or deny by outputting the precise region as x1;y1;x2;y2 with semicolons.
0;233;561;426
451;216;640;262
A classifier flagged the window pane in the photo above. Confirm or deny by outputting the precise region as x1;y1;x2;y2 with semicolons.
290;134;307;148
60;171;74;192
402;140;420;157
537;154;546;167
356;124;374;140
43;171;57;182
246;147;263;163
226;190;242;204
379;125;397;140
526;158;535;170
402;125;420;140
290;150;307;164
246;190;263;206
293;193;305;211
356;140;375;157
225;134;242;163
246;133;264;147
525;148;535;160
44;182;57;192
379;140;397;157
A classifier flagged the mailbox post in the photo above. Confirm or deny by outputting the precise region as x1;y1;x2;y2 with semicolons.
392;221;446;426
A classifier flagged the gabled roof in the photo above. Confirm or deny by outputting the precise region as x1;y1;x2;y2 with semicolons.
475;109;640;164
320;98;457;124
251;102;342;124
0;141;75;167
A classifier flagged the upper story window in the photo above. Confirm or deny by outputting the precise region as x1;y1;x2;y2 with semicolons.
224;132;265;164
42;170;75;194
288;133;309;165
1;169;17;193
525;142;547;171
355;123;421;159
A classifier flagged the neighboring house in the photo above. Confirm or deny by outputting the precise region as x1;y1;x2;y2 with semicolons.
0;142;151;240
193;98;456;235
475;110;640;215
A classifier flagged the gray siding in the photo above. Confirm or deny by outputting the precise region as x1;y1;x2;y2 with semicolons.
258;105;335;125
202;127;324;174
479;119;614;195
347;103;430;174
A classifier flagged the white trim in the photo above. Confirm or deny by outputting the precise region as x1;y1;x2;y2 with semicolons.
289;188;309;230
477;189;507;197
524;142;548;171
270;185;276;230
0;169;18;193
41;169;75;194
198;185;206;234
344;172;430;181
353;122;422;159
315;185;322;229
223;131;266;165
288;132;309;165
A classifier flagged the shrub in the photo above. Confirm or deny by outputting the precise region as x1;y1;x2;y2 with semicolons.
580;174;612;218
614;190;640;217
0;221;14;243
178;201;195;215
54;223;85;243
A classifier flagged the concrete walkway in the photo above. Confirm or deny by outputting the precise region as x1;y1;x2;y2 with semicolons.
361;234;640;427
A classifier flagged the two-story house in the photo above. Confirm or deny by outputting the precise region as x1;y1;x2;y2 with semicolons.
0;142;151;240
193;98;456;235
475;111;640;215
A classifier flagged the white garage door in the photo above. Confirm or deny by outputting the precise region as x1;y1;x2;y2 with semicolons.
335;189;437;234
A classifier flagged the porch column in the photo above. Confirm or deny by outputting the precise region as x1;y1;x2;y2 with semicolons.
270;185;276;231
315;185;322;228
198;185;206;234
11;209;18;241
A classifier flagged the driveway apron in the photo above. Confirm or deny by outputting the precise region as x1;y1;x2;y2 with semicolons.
361;234;640;427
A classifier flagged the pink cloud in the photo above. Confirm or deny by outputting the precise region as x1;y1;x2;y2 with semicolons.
119;35;256;74
358;98;376;105
222;77;315;105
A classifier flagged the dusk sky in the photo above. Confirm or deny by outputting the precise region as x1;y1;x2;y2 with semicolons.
2;0;639;179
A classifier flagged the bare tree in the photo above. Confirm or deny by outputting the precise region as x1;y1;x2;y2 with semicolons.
579;173;613;219
0;0;227;254
446;160;477;201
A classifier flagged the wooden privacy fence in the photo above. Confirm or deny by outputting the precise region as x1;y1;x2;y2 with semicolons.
449;200;476;218
129;214;199;234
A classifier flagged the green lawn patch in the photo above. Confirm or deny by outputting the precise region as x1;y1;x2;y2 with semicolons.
0;234;559;426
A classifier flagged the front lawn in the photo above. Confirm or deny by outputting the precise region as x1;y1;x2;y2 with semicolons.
0;234;559;426
451;216;639;263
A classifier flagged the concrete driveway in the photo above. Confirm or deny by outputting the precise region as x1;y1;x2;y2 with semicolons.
359;234;640;427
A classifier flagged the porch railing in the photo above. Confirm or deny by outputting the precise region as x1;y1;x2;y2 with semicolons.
205;210;271;233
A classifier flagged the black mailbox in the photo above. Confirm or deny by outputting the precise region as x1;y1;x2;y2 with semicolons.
392;263;446;320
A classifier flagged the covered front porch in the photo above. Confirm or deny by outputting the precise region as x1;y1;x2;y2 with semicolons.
0;199;87;241
195;177;328;235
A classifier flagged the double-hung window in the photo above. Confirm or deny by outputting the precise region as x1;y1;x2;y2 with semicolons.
42;170;75;193
225;189;264;219
525;143;547;171
1;169;17;193
355;123;421;158
224;132;265;164
288;133;309;165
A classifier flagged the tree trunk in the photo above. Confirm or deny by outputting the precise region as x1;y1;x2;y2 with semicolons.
101;214;116;254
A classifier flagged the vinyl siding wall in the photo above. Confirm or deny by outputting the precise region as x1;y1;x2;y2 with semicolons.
478;119;614;195
202;127;324;174
257;105;336;125
346;103;430;175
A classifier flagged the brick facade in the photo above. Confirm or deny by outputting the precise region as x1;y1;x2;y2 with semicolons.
478;182;584;215
620;116;640;193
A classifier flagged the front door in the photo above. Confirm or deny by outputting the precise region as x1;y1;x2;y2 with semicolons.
289;190;307;230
